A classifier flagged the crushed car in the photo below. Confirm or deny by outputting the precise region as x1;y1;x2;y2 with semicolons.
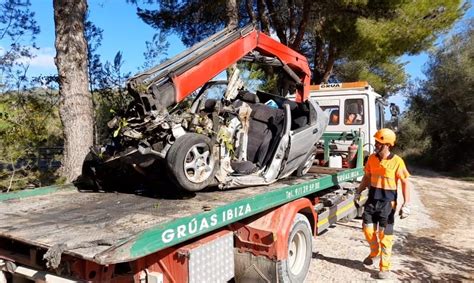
82;25;328;192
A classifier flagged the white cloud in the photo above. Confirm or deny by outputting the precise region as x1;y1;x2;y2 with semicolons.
20;47;56;69
0;45;56;70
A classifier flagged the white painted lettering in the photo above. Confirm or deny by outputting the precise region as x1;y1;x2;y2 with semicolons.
199;218;209;230
210;214;218;226
245;204;251;214
177;225;186;238
188;218;197;234
162;229;175;243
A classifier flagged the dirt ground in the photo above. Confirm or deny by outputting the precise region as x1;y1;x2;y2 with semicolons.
306;167;474;282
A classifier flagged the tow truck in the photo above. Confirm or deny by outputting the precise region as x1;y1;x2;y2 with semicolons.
0;26;372;282
0;140;366;283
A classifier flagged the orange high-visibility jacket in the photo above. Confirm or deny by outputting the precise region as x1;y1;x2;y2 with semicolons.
364;153;410;201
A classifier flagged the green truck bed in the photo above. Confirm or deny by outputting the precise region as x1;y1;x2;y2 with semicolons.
0;167;363;265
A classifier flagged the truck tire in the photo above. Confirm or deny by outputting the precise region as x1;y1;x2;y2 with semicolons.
277;213;312;282
166;133;217;191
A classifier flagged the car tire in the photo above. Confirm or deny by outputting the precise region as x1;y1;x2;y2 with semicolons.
295;150;316;177
277;213;313;282
166;133;217;192
80;152;106;191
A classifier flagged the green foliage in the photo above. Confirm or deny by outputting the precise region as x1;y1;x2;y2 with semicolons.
0;80;63;191
91;51;133;144
93;88;132;144
395;111;429;161
333;58;407;96
133;0;465;96
0;0;40;91
85;18;106;93
309;0;465;89
352;1;464;60
136;0;227;47
142;31;170;69
237;62;278;94
403;20;474;175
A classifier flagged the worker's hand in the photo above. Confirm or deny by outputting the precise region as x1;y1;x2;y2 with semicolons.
399;204;410;219
354;192;362;207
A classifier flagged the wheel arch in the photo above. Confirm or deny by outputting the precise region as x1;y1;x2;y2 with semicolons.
230;197;317;260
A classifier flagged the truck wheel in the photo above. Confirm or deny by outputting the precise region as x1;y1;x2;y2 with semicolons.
295;151;316;177
277;213;312;282
166;133;217;191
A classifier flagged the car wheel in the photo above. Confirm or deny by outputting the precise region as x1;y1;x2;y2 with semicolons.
166;133;217;191
277;213;312;282
80;152;105;191
295;151;316;177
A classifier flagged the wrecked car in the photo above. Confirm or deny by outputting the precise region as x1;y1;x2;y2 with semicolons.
82;25;328;192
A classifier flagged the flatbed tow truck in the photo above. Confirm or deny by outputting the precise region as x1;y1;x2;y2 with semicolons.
0;25;372;282
0;133;366;283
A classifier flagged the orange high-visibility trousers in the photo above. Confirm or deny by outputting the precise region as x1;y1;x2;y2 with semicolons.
362;200;396;271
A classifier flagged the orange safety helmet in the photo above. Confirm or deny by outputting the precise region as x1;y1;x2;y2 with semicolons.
374;128;396;146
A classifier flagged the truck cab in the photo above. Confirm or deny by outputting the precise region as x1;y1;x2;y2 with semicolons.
308;81;386;156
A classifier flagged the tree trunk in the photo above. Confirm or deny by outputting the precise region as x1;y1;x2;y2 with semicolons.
53;0;93;182
257;0;270;34
226;0;238;30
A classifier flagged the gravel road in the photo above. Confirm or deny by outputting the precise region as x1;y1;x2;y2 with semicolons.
306;167;474;282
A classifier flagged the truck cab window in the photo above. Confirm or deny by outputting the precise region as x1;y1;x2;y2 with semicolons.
344;99;364;125
321;106;340;125
375;101;384;130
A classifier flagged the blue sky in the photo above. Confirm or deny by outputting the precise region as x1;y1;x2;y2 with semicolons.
26;1;184;77
8;1;474;110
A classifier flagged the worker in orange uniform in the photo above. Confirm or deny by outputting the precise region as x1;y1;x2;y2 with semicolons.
355;128;411;279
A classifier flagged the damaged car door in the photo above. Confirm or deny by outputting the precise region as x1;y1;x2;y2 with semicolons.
279;99;329;178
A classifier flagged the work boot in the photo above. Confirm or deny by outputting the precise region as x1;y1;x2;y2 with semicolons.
362;256;374;265
378;270;391;279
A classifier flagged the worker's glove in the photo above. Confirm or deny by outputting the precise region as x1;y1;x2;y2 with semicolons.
354;192;362;207
399;204;410;219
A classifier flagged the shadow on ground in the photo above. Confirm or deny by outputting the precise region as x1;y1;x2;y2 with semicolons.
312;252;380;279
393;233;473;281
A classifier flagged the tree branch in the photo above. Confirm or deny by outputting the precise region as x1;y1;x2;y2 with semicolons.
288;0;296;42
226;0;238;29
265;0;287;44
257;0;270;34
245;0;256;24
312;36;324;84
291;0;311;51
7;158;15;193
322;42;337;83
